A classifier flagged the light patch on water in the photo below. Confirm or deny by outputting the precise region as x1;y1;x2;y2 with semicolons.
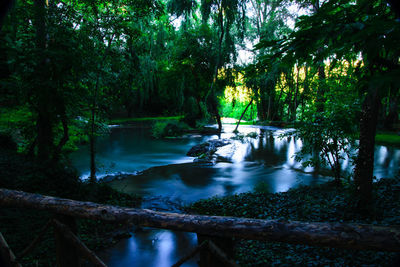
232;141;250;163
378;146;388;165
215;143;236;159
154;231;174;267
304;166;314;173
273;171;297;192
273;135;286;151
287;138;296;166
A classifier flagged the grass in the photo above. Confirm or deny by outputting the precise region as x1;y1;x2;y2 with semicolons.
375;132;400;147
221;120;258;125
110;116;183;124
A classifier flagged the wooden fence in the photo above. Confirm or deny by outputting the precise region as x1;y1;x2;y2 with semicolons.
1;188;400;266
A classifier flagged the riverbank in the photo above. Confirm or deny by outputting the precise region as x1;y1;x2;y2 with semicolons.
188;178;400;266
376;132;400;147
109;115;183;125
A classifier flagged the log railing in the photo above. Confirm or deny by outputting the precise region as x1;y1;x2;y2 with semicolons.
1;188;400;266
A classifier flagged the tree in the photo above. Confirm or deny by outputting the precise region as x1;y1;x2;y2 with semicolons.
257;0;400;209
291;69;360;183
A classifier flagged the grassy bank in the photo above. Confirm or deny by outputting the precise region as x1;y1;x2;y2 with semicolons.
375;132;400;147
0;147;140;266
188;179;400;266
110;115;183;124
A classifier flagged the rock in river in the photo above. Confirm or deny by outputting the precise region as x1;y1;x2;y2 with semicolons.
186;139;231;157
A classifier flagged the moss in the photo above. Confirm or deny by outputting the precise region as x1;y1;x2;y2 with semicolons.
188;179;400;266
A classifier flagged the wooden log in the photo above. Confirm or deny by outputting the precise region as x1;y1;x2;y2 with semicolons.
52;220;107;267
0;232;22;267
1;189;400;252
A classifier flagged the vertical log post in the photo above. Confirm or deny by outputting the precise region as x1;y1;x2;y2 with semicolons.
197;234;235;267
0;232;22;267
54;215;80;267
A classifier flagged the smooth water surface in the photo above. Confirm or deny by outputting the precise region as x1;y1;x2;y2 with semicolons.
71;124;400;267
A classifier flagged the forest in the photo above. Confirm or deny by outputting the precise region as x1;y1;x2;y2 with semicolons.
1;0;400;266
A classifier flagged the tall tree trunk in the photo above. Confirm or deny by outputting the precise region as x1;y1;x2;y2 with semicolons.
313;2;326;114
52;105;69;163
292;65;300;121
315;63;326;113
89;75;100;183
285;71;294;121
88;32;114;183
354;87;380;209
34;0;53;162
208;4;224;133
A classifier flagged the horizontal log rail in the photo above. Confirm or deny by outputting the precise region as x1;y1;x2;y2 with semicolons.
1;188;400;252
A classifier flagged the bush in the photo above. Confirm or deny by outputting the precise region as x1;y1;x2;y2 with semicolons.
151;121;190;138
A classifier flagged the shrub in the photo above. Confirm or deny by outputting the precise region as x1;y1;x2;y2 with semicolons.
152;121;190;138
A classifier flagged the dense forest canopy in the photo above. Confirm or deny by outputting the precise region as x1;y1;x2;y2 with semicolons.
0;0;399;206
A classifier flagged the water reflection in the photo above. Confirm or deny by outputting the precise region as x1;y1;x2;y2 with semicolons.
71;124;400;267
98;230;198;267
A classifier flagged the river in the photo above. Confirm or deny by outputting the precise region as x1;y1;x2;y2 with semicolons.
70;124;400;266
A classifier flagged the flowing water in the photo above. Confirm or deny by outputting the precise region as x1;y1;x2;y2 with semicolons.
70;124;400;267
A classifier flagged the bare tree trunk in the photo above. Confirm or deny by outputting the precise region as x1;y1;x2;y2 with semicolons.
89;76;99;183
234;98;253;132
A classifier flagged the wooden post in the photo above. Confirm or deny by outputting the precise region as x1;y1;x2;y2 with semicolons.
54;215;81;267
52;220;107;267
197;234;236;267
0;232;22;267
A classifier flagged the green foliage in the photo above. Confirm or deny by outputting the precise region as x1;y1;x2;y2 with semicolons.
221;98;258;122
290;90;360;181
0;107;35;151
110;116;183;124
375;132;400;147
151;120;190;138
